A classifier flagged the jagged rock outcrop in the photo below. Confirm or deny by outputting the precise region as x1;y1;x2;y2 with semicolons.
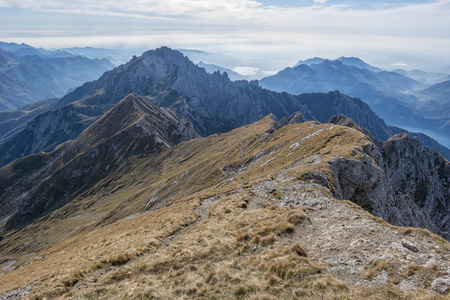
276;111;307;128
329;114;364;133
3;93;198;229
327;115;448;235
390;126;450;161
328;145;438;232
381;133;450;236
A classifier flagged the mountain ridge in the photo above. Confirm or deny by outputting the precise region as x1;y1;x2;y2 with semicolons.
0;47;404;167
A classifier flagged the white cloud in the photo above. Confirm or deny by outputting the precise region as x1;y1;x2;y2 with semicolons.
391;63;408;67
313;0;328;4
233;66;259;75
1;0;450;71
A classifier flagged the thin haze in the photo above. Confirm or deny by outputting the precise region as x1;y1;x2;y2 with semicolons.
0;0;449;72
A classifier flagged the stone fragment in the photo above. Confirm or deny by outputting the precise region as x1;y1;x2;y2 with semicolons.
402;239;419;252
431;276;450;295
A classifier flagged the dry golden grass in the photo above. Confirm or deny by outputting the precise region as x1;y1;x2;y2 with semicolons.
0;117;448;299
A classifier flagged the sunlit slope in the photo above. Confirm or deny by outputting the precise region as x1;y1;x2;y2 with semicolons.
0;114;449;298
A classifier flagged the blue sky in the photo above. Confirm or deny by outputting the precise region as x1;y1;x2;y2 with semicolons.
0;0;449;72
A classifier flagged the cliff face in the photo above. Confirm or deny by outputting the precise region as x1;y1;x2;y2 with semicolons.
382;133;450;235
328;144;438;232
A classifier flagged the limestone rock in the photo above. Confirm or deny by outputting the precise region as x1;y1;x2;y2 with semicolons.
431;276;450;295
276;111;307;128
401;240;419;252
382;133;450;237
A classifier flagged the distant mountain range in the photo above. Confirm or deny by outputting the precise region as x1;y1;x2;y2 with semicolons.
0;42;73;59
294;56;382;73
260;57;450;147
0;42;114;111
419;80;450;119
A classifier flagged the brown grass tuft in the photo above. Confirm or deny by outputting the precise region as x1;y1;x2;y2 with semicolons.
291;243;308;257
287;209;309;225
109;253;131;266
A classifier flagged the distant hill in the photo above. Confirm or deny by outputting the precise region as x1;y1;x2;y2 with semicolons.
294;56;382;73
0;41;73;59
4;56;114;97
0;72;54;110
60;46;129;65
0;43;115;110
418;80;450;119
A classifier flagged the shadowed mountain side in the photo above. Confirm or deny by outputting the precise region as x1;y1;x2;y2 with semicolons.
0;98;59;142
329;114;450;237
3;94;198;230
390;126;450;160
419;80;450;121
382;134;450;235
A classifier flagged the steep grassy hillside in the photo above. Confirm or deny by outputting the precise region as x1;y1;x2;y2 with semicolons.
0;115;448;299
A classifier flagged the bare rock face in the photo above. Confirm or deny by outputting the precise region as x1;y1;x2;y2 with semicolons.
382;133;450;237
328;142;438;232
328;114;374;139
324;115;449;238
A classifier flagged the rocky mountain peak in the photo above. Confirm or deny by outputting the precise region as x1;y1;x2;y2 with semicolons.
62;93;197;161
388;132;409;141
328;114;375;139
329;114;363;130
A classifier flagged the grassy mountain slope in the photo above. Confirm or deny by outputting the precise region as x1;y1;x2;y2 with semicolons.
0;115;448;299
